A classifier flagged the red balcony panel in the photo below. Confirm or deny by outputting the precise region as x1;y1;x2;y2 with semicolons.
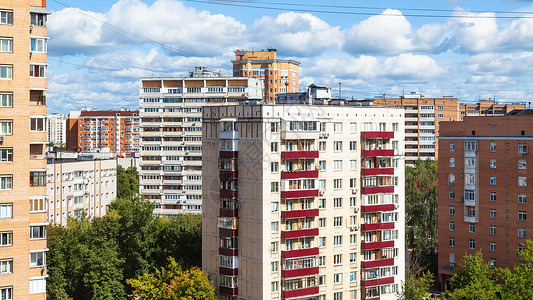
220;151;238;158
362;240;395;250
220;189;238;198
219;228;238;237
362;276;395;287
282;267;319;278
220;170;238;178
282;151;319;159
282;170;319;179
362;222;395;231
220;208;238;218
282;228;319;239
282;209;319;219
362;168;394;176
219;266;238;276
282;286;319;299
219;286;238;296
362;150;395;157
362;186;394;195
362;204;395;213
219;247;238;256
282;189;319;199
282;247;319;258
362;258;395;269
362;131;395;139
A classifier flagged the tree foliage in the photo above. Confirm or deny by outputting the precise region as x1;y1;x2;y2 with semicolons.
498;240;533;300
47;197;203;299
398;270;434;300
127;258;216;300
448;251;499;300
117;165;139;199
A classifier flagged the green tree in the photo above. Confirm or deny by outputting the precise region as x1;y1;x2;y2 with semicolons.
117;165;139;199
398;271;434;300
498;240;533;300
128;258;215;300
448;251;500;300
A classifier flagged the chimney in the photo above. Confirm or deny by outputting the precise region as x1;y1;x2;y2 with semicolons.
42;0;46;7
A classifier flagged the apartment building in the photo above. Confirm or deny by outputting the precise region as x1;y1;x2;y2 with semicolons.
437;111;532;289
233;49;299;102
46;156;117;226
367;93;524;165
66;109;140;156
0;1;50;298
139;67;262;216
202;104;405;300
47;113;66;146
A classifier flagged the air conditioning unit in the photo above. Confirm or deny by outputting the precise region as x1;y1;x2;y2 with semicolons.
316;165;323;171
521;153;527;156
354;208;359;213
458;198;463;203
394;204;399;209
351;188;358;194
0;135;4;142
319;190;325;196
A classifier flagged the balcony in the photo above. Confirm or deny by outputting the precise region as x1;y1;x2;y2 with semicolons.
362;222;395;231
362;149;395;157
220;171;238;179
219;247;238;256
220;151;238;158
281;151;319;160
282;286;319;299
362;186;394;195
362;131;395;139
220;189;238;198
361;240;395;250
362;168;394;176
362;276;395;287
464;199;476;207
282;267;319;278
361;204;395;213
282;247;319;259
219;286;238;296
220;208;238;218
362;258;395;269
219;228;238;237
282;209;319;219
282;189;319;199
219;266;238;276
281;170;319;180
282;228;319;239
464;216;478;223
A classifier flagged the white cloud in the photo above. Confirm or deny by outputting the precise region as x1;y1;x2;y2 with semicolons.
383;54;447;80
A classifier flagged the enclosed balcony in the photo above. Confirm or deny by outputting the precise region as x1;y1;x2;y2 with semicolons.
282;247;319;259
220;198;239;218
282;276;319;299
361;131;394;139
219;236;238;256
282;257;319;278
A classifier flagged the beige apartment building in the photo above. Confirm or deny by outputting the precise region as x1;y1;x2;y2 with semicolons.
202;103;406;300
139;67;262;216
47;157;117;226
47;113;66;146
0;1;50;298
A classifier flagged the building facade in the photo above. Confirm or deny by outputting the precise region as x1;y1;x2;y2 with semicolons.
46;157;117;226
232;49;300;102
0;1;50;298
66;109;140;156
47;113;66;146
202;104;405;300
139;68;262;216
437;111;533;289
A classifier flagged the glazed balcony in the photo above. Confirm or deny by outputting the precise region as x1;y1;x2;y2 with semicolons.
219;208;238;218
219;247;238;256
282;209;319;219
361;276;395;287
282;151;319;160
219;228;238;237
362;258;395;269
362;186;394;195
281;170;319;180
361;149;395;157
282;190;319;199
219;151;238;158
282;247;319;259
219;286;238;296
361;204;396;213
282;267;319;278
282;286;319;299
361;240;395;250
220;170;238;179
362;131;395;139
282;228;319;239
219;267;238;276
362;222;395;231
362;168;394;176
220;189;238;198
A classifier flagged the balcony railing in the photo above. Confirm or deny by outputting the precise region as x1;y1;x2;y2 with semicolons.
282;286;319;299
362;131;395;139
362;149;395;157
282;209;319;219
282;151;319;160
361;276;395;287
362;186;394;195
281;170;319;179
282;189;319;199
362;168;394;176
362;222;395;231
282;267;319;278
282;247;319;259
361;258;395;269
361;240;395;250
361;204;396;213
282;228;319;239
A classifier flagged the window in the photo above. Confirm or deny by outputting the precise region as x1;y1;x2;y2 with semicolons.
271;182;278;193
349;234;357;245
490;225;496;235
0;93;12;107
0;38;11;53
271;162;278;173
518;160;527;170
449;237;455;247
449;190;455;199
30;226;46;239
334;141;342;152
518;194;527;204
318;160;326;171
0;259;12;274
334;254;342;265
30;38;47;53
0;286;12;299
349;160;357;170
319;141;326;151
448;174;455;184
518;228;527;238
271;241;279;253
518;143;527;154
490;259;496;268
449;142;455;151
271;202;278;212
490;142;496;152
518;176;527;187
449;158;455;167
465;157;475;168
350;122;357;133
489;192;496;202
319;237;326;248
271;122;279;133
465;141;477;151
334;216;342;227
334;122;342;132
30;171;46;187
0;120;12;134
0;231;12;246
490;159;496;169
319;218;326;228
0;10;13;25
449;206;455;215
333;179;342;189
518;211;527;221
319;256;326;266
469;239;475;249
449;222;455;231
0;65;11;80
30;251;46;267
350;197;357;207
334;160;342;171
379;122;386;131
0;203;12;218
271;221;279;233
334;235;342;246
490;242;496;252
469;223;475;233
0;175;12;190
271;281;278;292
30;118;45;131
334;197;342;208
490;176;496;185
334;273;343;284
30;64;47;78
490;209;496;219
271;142;278;152
437;113;443;118
350;253;357;263
29;277;46;294
31;12;47;26
349;141;357;151
0;148;12;162
318;198;325;209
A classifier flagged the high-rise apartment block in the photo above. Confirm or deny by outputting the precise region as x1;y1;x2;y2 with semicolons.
47;157;117;226
0;1;50;298
66;109;140;156
47;113;66;146
437;111;532;289
139;67;262;216
202;103;405;300
367;93;524;165
233;49;300;102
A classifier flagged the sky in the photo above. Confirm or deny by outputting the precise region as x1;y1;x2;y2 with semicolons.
45;0;533;113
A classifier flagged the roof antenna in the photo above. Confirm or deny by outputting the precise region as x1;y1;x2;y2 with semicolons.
339;82;342;99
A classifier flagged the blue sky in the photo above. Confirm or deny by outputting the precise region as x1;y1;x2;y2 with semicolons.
45;0;533;113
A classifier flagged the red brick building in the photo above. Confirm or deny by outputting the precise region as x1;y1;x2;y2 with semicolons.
437;110;533;289
66;110;140;156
